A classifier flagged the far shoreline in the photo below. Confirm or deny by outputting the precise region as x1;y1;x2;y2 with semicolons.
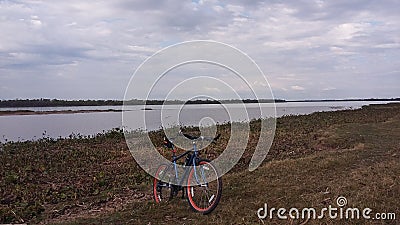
0;98;399;108
0;109;125;116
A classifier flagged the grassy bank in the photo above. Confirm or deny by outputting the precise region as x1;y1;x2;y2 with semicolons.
1;103;399;224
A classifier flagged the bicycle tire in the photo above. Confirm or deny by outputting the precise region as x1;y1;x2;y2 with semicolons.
153;164;173;203
186;159;222;214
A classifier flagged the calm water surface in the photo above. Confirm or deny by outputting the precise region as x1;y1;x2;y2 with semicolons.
0;101;394;142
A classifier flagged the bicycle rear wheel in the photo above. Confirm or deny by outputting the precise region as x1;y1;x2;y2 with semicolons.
187;160;222;214
153;164;172;203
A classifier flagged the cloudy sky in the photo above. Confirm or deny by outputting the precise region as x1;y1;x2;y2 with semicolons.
0;0;399;100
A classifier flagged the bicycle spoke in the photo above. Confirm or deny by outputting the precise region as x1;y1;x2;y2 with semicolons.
153;165;173;203
187;160;222;214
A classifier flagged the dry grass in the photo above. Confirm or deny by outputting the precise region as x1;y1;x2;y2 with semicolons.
1;103;399;224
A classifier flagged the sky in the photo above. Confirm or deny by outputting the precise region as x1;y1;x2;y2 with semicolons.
0;0;399;100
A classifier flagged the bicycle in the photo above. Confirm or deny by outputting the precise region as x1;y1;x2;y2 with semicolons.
153;131;222;214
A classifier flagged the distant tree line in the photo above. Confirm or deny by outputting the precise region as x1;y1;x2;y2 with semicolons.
143;99;285;105
0;97;398;108
0;98;285;107
0;99;123;107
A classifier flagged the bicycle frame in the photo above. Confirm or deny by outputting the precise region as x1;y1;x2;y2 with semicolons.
162;141;204;187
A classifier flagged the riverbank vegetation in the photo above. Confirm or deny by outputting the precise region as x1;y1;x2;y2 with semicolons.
0;103;399;224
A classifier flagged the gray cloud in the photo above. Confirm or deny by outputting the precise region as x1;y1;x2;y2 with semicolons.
0;0;398;100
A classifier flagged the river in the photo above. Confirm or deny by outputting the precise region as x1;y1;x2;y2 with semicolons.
0;101;395;142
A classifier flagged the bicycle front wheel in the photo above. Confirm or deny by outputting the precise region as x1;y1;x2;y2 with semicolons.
186;160;222;214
